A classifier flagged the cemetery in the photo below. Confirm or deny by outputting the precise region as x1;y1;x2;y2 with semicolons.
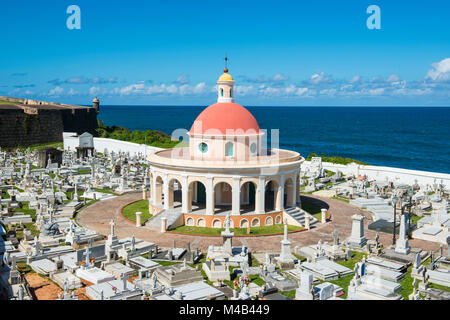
0;125;448;301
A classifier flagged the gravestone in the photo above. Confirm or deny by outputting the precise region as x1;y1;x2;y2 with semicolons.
348;214;367;248
395;214;410;255
295;271;314;300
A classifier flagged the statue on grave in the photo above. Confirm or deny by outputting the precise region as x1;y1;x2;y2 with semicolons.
224;213;231;232
64;278;69;294
131;235;136;252
110;219;115;236
332;230;339;246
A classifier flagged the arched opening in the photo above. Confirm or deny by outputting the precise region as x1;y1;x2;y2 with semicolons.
265;180;280;212
154;176;164;206
240;181;256;214
220;88;224;97
240;219;249;228
275;215;282;224
186;217;194;226
214;182;232;214
284;177;295;208
212;219;222;228
167;178;182;209
265;216;274;226
187;181;206;213
251;218;260;227
197;218;206;227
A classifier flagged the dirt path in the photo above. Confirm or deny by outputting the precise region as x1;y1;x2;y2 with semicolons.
78;193;441;253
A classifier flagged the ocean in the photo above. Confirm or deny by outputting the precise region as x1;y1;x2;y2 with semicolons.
97;106;450;174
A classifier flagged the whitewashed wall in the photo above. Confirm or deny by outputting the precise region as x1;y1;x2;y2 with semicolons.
309;161;450;188
63;132;163;157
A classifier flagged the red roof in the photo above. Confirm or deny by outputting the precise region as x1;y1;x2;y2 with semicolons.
189;102;261;136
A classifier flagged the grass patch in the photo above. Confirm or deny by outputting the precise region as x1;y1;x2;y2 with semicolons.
331;196;349;203
250;254;261;267
410;215;423;226
306;153;369;165
77;169;91;175
13;141;63;151
96;120;184;149
16;262;32;273
251;275;266;286
322;251;367;299
292;252;307;262
13;202;36;221
94;188;119;196
16;223;41;241
169;224;303;236
398;266;415;299
325;169;336;177
428;282;450;292
122;200;152;224
279;290;296;299
154;260;181;267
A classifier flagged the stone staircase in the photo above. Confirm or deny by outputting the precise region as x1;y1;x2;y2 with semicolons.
145;207;183;230
284;206;318;227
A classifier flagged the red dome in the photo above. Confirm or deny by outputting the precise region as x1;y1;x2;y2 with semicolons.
189;102;261;136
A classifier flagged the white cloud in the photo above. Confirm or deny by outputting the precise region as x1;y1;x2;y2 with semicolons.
350;75;361;83
272;73;289;82
426;58;450;81
235;85;256;96
49;86;64;96
309;72;332;85
386;74;400;82
295;88;309;96
174;74;190;84
68;88;78;96
368;88;385;95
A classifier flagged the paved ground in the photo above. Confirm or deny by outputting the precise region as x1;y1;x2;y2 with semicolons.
78;192;441;253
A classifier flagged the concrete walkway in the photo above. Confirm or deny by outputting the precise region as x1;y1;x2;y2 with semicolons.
78;193;441;253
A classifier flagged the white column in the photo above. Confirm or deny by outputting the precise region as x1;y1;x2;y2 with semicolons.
163;174;169;210
278;174;285;211
181;176;188;213
256;177;265;214
206;177;214;215
321;208;327;224
151;175;157;205
232;177;240;215
292;172;298;207
136;212;142;227
304;214;310;230
161;217;167;233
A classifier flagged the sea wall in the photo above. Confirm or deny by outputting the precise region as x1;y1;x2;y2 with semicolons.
0;108;63;148
315;161;450;188
63;132;163;156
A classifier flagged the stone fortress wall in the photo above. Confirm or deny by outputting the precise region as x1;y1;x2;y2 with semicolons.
0;107;64;148
0;96;98;148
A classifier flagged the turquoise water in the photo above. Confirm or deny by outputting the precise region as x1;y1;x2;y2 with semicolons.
98;106;450;174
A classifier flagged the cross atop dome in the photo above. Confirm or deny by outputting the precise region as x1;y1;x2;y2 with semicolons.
217;56;235;102
224;55;229;73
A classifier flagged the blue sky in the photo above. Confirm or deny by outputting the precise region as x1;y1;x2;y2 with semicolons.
1;0;449;106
